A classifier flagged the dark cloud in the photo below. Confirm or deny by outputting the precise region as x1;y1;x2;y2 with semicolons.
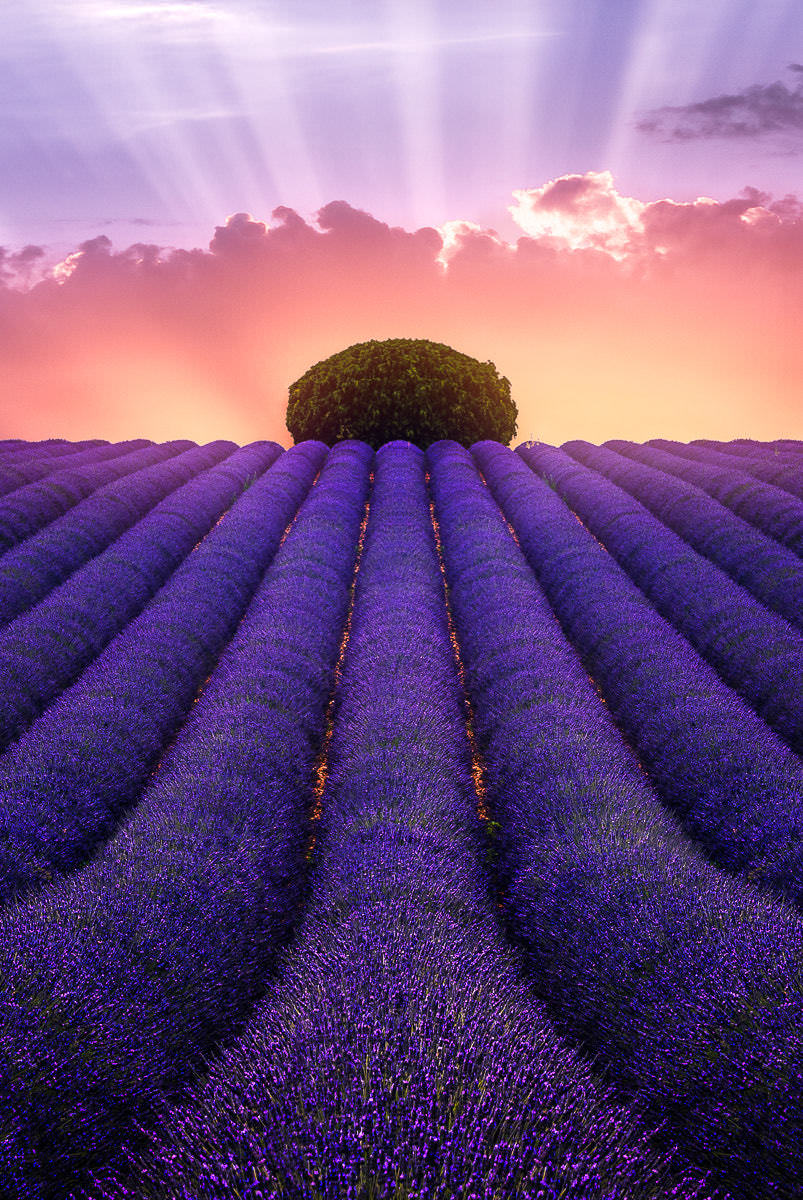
637;67;803;141
0;244;45;286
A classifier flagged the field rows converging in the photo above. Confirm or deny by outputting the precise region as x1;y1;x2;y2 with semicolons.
0;439;242;628
0;437;801;1198
474;442;803;903
603;440;803;559
519;441;803;754
667;440;803;500
563;439;803;629
0;439;198;553
102;442;700;1200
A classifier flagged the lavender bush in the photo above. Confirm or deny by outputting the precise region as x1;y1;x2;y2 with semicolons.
0;440;103;467
0;441;371;1196
473;440;803;905
0;440;154;500
0;443;326;904
0;440;242;748
429;439;803;1200
658;438;803;499
0;434;798;1200
0;440;250;627
605;439;803;559
105;442;702;1200
518;441;803;753
0;440;190;551
697;439;803;462
563;439;803;630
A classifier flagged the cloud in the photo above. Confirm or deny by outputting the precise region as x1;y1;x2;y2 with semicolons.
509;171;646;260
0;183;801;446
506;173;803;271
637;66;803;141
96;217;171;228
0;245;45;287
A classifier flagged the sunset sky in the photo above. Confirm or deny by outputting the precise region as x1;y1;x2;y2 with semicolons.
1;0;802;444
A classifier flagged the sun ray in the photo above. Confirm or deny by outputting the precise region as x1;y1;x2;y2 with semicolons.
16;1;325;238
27;1;229;226
499;0;551;196
601;0;793;186
384;0;446;229
212;1;324;215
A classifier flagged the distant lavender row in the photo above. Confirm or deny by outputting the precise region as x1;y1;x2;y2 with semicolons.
659;439;803;501
605;439;803;559
475;442;803;904
0;439;196;553
429;440;803;1200
563;440;803;632
0;439;153;500
698;438;803;462
0;443;327;907
0;439;103;467
0;441;371;1197
0;440;245;750
114;442;698;1200
519;443;803;754
0;441;275;628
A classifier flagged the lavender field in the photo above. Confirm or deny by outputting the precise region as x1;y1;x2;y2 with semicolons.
0;434;801;1199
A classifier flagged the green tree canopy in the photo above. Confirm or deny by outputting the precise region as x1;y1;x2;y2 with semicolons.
286;338;517;449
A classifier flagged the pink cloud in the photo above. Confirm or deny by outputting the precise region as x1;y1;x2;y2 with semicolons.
0;181;801;446
509;171;647;259
0;245;46;288
508;172;803;272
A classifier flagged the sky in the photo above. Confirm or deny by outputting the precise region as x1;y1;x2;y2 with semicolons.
1;0;802;444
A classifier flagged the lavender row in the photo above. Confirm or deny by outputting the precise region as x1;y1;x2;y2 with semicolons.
475;442;803;904
429;440;803;1200
0;441;37;461
0;440;247;750
0;443;322;906
697;438;803;462
0;441;277;629
113;442;699;1200
605;439;803;559
518;442;803;755
0;441;371;1197
0;439;198;553
563;440;803;632
0;439;103;467
657;438;803;501
0;439;162;539
0;440;152;500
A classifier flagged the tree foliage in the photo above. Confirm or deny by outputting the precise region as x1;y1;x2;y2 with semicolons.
286;338;517;449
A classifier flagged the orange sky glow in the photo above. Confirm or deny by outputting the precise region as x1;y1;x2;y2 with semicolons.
2;174;801;445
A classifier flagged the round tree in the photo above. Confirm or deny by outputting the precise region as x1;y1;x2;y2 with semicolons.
286;338;517;449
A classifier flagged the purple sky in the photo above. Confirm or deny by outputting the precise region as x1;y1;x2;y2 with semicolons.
2;0;802;258
1;1;802;445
